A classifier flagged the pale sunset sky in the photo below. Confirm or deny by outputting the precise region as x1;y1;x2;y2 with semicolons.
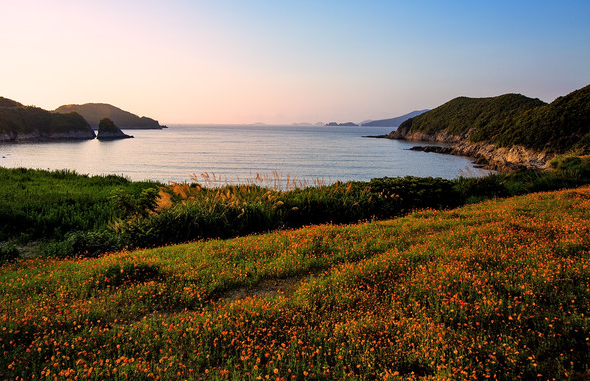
1;0;589;124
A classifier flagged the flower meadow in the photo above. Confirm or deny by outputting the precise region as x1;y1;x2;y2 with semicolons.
1;187;590;380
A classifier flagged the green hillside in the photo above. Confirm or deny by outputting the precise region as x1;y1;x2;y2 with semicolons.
394;84;590;154
470;84;590;153
55;103;164;129
2;186;589;379
0;97;95;141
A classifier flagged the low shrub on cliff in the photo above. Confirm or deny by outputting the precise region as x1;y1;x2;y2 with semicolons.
454;156;590;203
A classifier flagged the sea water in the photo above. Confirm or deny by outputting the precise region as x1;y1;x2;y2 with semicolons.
0;124;491;185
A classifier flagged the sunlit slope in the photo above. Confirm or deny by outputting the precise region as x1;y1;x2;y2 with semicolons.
394;84;590;154
1;187;590;379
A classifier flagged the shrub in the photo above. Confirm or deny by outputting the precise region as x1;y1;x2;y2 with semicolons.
0;244;20;264
42;230;122;258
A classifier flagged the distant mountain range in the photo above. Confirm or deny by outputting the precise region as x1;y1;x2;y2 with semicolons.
361;110;429;127
318;110;429;128
54;103;165;129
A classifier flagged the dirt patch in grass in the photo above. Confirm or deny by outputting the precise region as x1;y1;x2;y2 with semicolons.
222;277;305;301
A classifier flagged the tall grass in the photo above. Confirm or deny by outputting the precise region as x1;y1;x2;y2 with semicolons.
0;167;158;252
112;176;462;250
113;157;590;252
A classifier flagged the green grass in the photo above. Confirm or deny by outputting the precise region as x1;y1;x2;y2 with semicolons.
1;186;589;379
0;167;158;243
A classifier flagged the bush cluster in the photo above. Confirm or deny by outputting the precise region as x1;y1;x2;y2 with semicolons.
1;158;589;259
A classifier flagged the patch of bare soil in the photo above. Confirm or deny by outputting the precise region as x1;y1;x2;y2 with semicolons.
222;277;304;301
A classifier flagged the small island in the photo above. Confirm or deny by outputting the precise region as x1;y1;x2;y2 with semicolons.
96;118;133;140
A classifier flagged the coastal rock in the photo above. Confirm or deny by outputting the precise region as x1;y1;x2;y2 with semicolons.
96;118;133;140
409;145;454;154
451;141;553;172
395;130;554;172
0;131;96;142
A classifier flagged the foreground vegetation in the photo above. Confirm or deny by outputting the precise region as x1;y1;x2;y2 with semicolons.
1;156;589;260
0;167;156;243
1;186;589;379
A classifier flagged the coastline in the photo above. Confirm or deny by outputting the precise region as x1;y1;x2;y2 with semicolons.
0;130;96;143
371;131;554;173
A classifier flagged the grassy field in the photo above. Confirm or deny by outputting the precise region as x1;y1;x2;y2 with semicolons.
1;186;589;380
0;167;157;244
2;158;589;260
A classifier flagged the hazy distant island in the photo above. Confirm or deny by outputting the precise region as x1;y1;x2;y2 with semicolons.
326;122;358;126
322;110;429;128
361;110;429;127
0;97;95;142
382;84;590;172
54;103;166;129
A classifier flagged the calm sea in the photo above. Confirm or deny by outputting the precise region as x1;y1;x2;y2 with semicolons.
0;125;491;185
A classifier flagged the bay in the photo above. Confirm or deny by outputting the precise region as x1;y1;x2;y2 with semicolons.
0;125;491;185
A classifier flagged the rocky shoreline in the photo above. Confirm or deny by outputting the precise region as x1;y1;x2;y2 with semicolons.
374;130;555;173
0;130;96;143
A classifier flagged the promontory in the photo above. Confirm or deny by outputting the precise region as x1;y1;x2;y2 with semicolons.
0;97;95;142
384;84;590;172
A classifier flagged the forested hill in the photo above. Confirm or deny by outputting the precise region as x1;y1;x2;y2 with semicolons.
54;103;165;129
392;84;590;154
0;97;96;142
0;97;24;108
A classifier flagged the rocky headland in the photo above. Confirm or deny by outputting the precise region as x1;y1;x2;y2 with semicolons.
382;84;590;173
0;97;96;142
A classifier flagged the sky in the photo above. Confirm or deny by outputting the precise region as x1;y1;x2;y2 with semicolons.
1;0;589;125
